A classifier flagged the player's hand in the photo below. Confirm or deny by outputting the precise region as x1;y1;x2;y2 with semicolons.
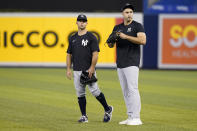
88;66;95;78
119;32;128;39
66;69;72;80
107;43;115;48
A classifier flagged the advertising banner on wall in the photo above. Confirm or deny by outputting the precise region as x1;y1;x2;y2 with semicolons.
158;14;197;69
144;0;197;14
0;13;143;67
0;13;116;67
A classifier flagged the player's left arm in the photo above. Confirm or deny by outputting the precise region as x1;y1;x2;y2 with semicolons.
88;33;100;78
119;32;146;45
88;51;98;78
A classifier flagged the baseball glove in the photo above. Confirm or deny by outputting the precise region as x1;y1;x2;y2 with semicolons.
80;71;97;85
106;31;120;46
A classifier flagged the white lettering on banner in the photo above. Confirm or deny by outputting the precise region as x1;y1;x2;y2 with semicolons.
152;5;164;11
170;38;182;47
183;37;197;48
172;50;197;58
170;25;197;48
176;6;189;12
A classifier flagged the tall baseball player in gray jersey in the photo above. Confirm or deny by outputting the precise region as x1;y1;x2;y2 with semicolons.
66;14;113;123
107;3;146;125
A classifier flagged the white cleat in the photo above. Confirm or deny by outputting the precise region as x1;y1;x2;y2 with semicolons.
119;119;128;125
119;118;143;125
127;118;143;125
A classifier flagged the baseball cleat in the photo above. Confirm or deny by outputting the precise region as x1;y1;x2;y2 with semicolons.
127;118;142;125
103;106;113;122
78;115;88;123
119;118;143;125
119;119;128;125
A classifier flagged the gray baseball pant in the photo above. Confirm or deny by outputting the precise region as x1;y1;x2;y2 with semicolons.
117;66;141;119
73;71;101;97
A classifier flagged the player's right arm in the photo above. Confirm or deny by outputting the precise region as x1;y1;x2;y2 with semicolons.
66;37;73;80
66;53;72;80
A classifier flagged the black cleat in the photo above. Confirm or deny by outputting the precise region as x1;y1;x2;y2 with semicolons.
103;106;113;122
78;115;88;123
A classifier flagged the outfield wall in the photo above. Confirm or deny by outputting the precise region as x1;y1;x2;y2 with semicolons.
2;13;196;69
143;14;197;69
0;13;143;68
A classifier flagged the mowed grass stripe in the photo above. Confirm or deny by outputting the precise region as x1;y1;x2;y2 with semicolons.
140;70;197;89
0;68;197;131
140;84;197;98
0;70;68;85
142;104;197;130
0;85;76;109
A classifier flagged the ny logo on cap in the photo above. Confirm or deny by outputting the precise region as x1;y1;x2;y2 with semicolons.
82;39;88;46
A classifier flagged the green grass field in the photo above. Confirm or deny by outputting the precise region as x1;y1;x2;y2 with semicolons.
0;68;197;131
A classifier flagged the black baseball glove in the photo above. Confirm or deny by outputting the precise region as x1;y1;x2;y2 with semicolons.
106;31;120;46
80;71;97;85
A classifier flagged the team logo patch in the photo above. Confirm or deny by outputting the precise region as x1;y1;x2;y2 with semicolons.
72;39;76;43
82;39;88;46
127;27;132;32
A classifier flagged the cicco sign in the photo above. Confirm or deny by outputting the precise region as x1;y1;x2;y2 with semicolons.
158;15;197;69
2;31;59;48
0;14;116;66
1;30;101;48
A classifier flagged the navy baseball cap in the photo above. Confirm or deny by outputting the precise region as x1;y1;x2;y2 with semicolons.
121;3;134;12
77;14;87;22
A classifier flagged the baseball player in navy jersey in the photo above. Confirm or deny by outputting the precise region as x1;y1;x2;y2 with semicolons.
107;3;146;125
66;14;113;123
